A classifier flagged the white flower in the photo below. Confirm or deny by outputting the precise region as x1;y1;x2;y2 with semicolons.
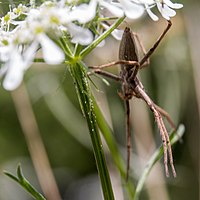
0;4;30;30
0;31;14;62
118;0;145;19
99;0;124;17
67;23;93;45
98;0;144;19
1;12;17;30
2;50;25;90
144;0;183;21
68;0;97;24
37;33;65;64
0;31;65;90
1;42;38;90
12;4;29;16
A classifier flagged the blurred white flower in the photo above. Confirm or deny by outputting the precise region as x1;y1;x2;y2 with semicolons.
68;0;97;23
1;50;25;90
0;42;38;90
98;0;145;19
157;0;183;20
0;30;65;90
67;23;94;45
12;4;29;16
37;33;65;64
0;4;30;29
144;0;183;21
99;0;124;17
0;31;14;62
118;0;145;19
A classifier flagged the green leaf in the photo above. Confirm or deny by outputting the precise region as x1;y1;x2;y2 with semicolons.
17;164;23;180
4;164;46;200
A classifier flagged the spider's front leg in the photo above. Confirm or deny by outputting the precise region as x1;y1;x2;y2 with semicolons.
87;60;140;82
139;20;172;67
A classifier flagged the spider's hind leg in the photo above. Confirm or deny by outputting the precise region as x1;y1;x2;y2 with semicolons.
134;81;176;177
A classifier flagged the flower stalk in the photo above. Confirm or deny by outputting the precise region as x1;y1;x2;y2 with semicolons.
80;16;125;58
69;62;115;200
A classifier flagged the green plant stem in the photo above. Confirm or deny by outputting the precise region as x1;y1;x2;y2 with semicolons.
134;124;185;200
62;18;127;199
93;98;135;198
80;16;125;58
69;62;115;200
58;37;74;61
30;0;36;8
33;58;45;63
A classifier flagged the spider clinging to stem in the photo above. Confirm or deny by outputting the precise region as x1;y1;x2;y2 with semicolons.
88;20;177;180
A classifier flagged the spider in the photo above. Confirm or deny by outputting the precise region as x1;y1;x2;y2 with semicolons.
89;20;176;179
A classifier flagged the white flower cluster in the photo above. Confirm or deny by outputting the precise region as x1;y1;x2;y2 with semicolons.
0;0;183;90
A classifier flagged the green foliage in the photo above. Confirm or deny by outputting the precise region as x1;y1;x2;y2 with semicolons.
4;125;185;200
4;165;46;200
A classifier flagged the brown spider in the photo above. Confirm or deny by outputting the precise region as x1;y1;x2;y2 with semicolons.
89;20;176;180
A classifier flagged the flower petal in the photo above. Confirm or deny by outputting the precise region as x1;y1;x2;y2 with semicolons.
23;41;38;69
0;46;11;62
138;0;154;4
145;4;159;21
38;34;65;65
157;3;176;20
3;50;24;90
164;0;183;9
111;29;124;40
67;23;93;45
100;1;124;17
102;23;124;40
68;0;97;24
119;0;144;19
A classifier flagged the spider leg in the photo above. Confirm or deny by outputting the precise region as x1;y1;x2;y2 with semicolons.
125;100;131;180
88;69;122;82
88;60;140;82
134;81;176;177
154;104;176;130
158;115;177;177
88;60;139;70
139;20;172;67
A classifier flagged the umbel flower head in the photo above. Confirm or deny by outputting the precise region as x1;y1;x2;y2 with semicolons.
0;0;183;90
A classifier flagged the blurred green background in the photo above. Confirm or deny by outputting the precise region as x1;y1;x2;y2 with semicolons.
0;0;199;199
